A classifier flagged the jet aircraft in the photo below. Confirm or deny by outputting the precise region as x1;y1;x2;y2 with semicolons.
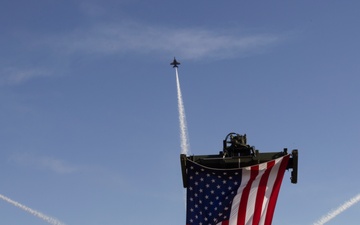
170;57;180;68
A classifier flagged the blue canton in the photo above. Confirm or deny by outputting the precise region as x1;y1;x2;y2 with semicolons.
186;160;242;225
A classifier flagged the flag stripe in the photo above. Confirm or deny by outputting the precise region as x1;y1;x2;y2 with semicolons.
244;163;266;224
237;165;259;225
264;155;289;225
258;158;282;225
227;168;248;225
253;160;275;225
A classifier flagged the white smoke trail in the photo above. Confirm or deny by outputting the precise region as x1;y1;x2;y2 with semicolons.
175;67;190;155
313;193;360;225
0;194;66;225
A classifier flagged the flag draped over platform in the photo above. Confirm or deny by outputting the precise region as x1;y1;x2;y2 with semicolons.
185;154;290;225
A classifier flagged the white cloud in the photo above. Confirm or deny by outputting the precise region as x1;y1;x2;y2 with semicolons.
9;154;80;174
79;2;107;17
38;157;79;174
0;67;51;85
8;153;130;190
54;23;281;60
1;22;283;85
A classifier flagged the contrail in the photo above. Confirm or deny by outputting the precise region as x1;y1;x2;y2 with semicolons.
313;193;360;225
175;67;190;155
0;194;66;225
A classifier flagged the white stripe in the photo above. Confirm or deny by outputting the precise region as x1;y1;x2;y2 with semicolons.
244;162;268;225
258;157;283;225
228;168;251;225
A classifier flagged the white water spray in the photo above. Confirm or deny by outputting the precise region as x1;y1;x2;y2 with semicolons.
175;67;190;155
313;193;360;225
0;194;66;225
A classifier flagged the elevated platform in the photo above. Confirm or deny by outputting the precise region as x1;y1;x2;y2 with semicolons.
180;133;298;187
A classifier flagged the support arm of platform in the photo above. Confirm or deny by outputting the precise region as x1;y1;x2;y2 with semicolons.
180;149;298;188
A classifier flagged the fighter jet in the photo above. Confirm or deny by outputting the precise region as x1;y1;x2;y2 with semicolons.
170;57;180;68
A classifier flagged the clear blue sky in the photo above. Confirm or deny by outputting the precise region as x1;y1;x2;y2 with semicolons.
1;1;360;225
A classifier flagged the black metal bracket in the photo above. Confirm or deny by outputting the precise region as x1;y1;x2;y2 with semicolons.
180;149;298;188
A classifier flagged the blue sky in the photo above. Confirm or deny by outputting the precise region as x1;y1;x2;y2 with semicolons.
1;1;360;224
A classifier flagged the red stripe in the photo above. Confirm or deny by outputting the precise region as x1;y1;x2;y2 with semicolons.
264;155;290;225
252;160;275;225
237;165;259;225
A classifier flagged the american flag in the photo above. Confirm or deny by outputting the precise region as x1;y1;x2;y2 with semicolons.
186;154;290;225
